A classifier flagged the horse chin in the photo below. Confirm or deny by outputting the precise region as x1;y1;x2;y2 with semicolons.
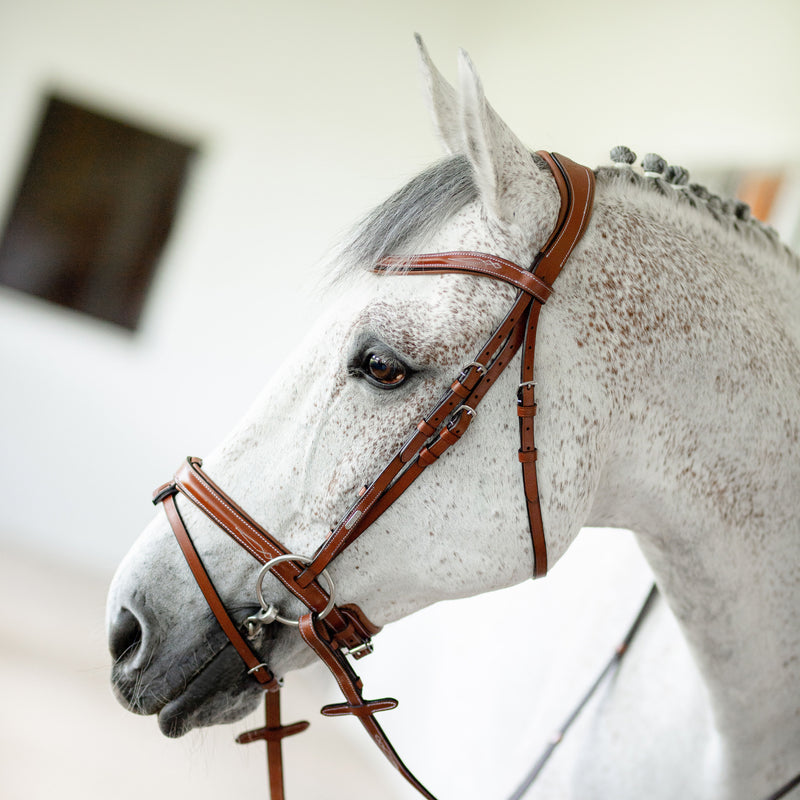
156;645;264;738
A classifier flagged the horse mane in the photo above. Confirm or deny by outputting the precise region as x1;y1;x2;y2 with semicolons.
596;161;800;272
328;150;800;283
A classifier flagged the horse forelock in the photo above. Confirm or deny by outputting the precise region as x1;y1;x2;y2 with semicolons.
325;155;478;286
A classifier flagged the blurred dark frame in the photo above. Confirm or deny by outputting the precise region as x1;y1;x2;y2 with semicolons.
0;93;198;330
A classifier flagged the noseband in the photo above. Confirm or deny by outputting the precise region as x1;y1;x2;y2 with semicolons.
153;152;595;799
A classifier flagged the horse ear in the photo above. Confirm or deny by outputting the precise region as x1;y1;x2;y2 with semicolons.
457;49;545;226
415;34;462;155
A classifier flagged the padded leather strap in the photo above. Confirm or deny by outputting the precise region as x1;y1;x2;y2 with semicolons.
375;251;553;302
533;152;595;284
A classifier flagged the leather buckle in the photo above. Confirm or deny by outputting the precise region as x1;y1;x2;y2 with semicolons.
517;381;536;404
340;640;374;659
458;360;485;383
446;404;476;430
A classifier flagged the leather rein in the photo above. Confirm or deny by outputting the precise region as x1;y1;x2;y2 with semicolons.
153;151;595;799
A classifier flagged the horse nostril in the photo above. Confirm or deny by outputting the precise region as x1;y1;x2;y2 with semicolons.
109;608;143;664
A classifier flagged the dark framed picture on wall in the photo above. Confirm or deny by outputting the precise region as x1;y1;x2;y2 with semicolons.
0;93;198;330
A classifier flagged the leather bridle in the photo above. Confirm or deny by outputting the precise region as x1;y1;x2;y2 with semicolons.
153;151;596;799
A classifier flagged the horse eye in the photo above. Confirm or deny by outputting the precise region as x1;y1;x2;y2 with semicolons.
364;352;407;388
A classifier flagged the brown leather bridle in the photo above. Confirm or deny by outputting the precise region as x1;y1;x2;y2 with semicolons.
153;152;596;799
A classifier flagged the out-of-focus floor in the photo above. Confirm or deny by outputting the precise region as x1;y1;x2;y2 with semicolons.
0;545;400;800
0;529;654;800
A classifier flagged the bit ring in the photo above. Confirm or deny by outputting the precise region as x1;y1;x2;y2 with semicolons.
255;553;336;627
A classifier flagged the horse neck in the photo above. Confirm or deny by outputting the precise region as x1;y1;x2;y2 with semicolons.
573;182;800;774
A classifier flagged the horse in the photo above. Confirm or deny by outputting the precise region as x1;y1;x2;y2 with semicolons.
106;38;800;799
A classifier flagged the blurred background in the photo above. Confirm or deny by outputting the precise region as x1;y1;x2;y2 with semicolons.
1;1;798;798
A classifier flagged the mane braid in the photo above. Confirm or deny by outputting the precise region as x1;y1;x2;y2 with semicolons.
595;166;800;271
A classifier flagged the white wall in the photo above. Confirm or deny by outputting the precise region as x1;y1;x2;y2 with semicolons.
1;0;798;570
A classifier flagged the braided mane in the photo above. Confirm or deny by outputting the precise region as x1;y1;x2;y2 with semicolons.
596;155;799;271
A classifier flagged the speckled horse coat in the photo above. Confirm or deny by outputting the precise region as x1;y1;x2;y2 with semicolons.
107;40;800;800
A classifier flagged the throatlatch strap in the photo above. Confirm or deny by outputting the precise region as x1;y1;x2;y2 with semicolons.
524;152;595;575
